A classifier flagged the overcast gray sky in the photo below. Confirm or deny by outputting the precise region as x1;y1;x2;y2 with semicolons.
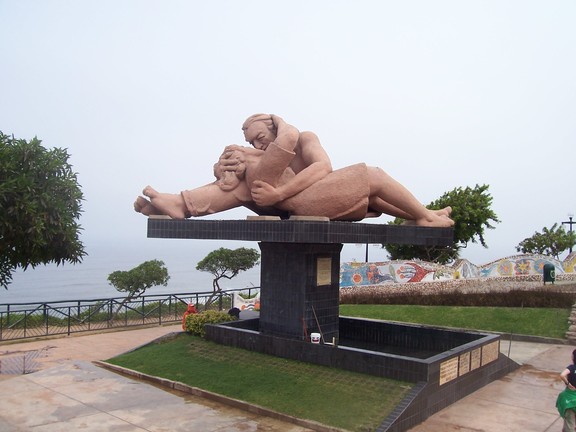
1;0;575;266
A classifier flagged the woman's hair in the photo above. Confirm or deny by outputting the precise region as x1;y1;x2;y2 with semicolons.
242;113;275;133
572;348;576;364
214;148;246;191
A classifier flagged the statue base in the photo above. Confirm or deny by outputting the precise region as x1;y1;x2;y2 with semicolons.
147;218;517;431
259;241;342;341
148;217;453;341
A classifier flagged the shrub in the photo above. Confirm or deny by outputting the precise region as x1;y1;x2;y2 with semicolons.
340;289;576;308
184;310;235;337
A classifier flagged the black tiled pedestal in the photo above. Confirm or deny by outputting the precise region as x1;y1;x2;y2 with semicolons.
146;218;517;431
259;242;342;341
147;218;452;342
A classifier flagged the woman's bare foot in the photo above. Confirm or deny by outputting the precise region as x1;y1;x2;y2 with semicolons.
134;196;163;216
141;186;188;219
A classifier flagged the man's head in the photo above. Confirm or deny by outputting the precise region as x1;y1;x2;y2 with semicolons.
242;113;277;150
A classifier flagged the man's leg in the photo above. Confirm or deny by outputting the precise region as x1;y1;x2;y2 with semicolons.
563;408;576;432
366;166;454;227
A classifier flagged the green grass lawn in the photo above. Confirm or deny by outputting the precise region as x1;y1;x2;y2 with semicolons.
108;333;411;431
108;305;570;431
340;305;570;339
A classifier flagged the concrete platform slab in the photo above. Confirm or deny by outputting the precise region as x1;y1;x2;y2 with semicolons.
0;326;313;432
0;324;572;432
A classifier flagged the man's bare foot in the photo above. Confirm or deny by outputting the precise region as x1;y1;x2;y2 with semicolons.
401;207;453;226
142;186;188;219
415;210;455;228
434;206;452;218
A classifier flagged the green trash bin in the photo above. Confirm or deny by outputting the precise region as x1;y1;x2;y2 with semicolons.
543;263;555;284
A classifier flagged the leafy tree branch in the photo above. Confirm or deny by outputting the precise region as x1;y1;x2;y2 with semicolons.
516;223;575;259
196;247;260;304
0;132;85;288
384;184;500;264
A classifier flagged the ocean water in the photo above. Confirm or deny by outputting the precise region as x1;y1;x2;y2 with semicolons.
0;239;386;306
1;239;262;305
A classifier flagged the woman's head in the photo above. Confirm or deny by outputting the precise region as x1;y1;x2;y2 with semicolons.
214;147;246;192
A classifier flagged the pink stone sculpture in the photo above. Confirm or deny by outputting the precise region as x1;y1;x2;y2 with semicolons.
134;114;453;227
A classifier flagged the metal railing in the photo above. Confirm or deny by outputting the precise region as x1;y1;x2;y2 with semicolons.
0;288;259;342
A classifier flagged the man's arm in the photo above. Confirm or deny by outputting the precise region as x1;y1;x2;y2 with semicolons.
251;131;333;206
270;114;300;152
276;131;332;199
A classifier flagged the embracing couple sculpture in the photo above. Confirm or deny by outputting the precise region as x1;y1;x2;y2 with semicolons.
134;114;453;227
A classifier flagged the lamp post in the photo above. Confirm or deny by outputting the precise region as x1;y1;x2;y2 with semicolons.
563;213;575;254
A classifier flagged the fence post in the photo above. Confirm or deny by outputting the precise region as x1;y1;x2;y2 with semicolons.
44;303;48;336
108;301;113;328
67;306;71;336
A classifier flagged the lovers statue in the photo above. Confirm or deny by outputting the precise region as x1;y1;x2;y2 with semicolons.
134;114;453;227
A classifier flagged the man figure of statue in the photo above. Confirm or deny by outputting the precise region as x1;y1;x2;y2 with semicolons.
134;114;453;227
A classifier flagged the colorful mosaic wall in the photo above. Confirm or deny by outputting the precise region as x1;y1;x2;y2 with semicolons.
475;255;563;278
340;253;576;287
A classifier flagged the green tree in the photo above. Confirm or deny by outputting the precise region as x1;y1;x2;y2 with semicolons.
196;247;260;294
384;184;500;264
107;260;170;301
0;132;85;289
515;223;575;259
